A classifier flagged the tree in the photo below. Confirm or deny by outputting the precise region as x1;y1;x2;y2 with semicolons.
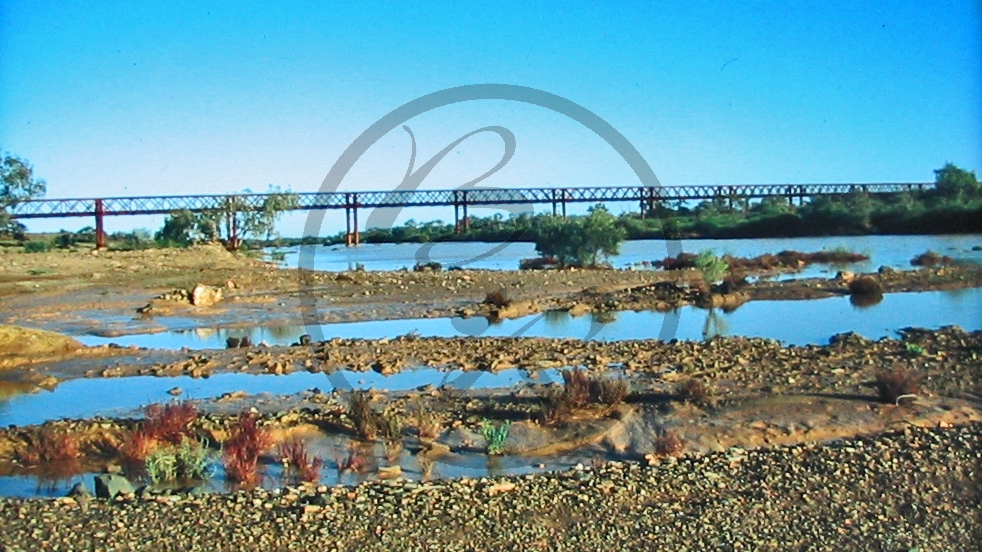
531;205;626;267
198;185;300;250
933;163;980;202
1;151;47;238
155;209;200;245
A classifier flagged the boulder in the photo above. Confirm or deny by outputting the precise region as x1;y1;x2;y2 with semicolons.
190;284;224;307
834;271;855;282
94;474;135;499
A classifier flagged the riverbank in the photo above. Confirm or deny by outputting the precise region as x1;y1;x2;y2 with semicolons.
1;422;979;551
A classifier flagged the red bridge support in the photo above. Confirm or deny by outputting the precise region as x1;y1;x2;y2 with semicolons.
345;193;360;247
94;199;106;249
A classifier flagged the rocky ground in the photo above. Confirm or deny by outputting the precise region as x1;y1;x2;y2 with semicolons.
2;245;981;339
1;423;979;551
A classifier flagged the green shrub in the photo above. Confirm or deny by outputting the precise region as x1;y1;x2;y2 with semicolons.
480;419;510;455
23;240;51;253
144;438;215;484
694;250;729;284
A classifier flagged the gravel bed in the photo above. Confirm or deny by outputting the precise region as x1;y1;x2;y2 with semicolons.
2;423;980;551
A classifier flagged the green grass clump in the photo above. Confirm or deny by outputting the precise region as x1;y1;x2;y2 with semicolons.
145;438;215;485
480;419;511;455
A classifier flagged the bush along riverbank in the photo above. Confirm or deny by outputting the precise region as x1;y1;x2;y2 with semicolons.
270;163;982;248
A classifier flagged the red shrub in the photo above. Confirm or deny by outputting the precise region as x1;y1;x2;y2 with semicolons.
143;402;198;445
223;412;273;485
118;428;158;466
15;429;79;466
277;440;323;483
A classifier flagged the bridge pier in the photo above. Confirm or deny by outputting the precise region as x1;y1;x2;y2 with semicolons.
94;199;107;249
344;193;360;247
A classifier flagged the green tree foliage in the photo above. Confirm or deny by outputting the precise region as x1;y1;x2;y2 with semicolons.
932;162;980;202
155;209;213;246
531;205;626;267
1;151;47;239
694;250;729;284
200;185;299;250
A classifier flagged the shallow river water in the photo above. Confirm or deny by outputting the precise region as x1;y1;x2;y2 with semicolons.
76;287;982;350
273;234;982;275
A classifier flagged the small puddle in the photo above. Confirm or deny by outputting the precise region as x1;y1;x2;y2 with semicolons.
0;367;562;428
74;288;982;350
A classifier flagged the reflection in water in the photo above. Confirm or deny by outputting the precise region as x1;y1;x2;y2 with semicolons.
850;292;884;308
74;287;982;351
701;309;729;339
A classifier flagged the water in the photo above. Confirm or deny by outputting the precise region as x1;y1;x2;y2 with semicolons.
75;288;982;351
0;368;560;428
272;234;982;276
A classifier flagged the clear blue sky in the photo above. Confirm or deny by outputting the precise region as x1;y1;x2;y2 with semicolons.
2;1;980;235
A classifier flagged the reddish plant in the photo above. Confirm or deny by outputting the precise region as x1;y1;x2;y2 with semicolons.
561;368;592;408
143;401;198;446
848;276;883;297
654;430;685;457
335;444;369;475
15;428;80;466
277;440;323;483
875;369;924;404
118;428;158;466
223;412;272;485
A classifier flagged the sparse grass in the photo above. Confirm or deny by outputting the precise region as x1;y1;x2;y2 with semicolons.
222;411;272;486
483;288;511;307
480;419;510;455
677;378;709;403
560;368;593;409
540;368;631;422
594;377;629;407
347;390;379;440
412;406;442;441
653;429;685;457
277;440;323;484
875;368;924;404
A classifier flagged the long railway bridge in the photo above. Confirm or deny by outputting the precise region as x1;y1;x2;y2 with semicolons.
9;182;931;248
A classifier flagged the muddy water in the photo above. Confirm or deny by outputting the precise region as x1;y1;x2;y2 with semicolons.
274;234;982;274
74;287;982;350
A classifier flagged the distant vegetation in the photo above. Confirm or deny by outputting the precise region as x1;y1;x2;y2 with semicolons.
7;162;981;253
305;163;981;246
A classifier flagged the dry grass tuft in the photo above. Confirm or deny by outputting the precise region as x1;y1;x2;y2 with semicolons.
677;378;709;403
653;430;685;457
848;276;883;297
875;368;924;404
483;288;512;307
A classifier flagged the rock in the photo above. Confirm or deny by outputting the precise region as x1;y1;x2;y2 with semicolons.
834;271;855;282
168;387;183;396
420;441;451;459
225;279;236;289
190;284;224;307
67;482;92;499
94;474;135;500
567;303;593;317
877;265;896;275
377;465;402;479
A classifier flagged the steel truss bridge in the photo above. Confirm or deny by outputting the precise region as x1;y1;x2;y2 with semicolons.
9;182;931;247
